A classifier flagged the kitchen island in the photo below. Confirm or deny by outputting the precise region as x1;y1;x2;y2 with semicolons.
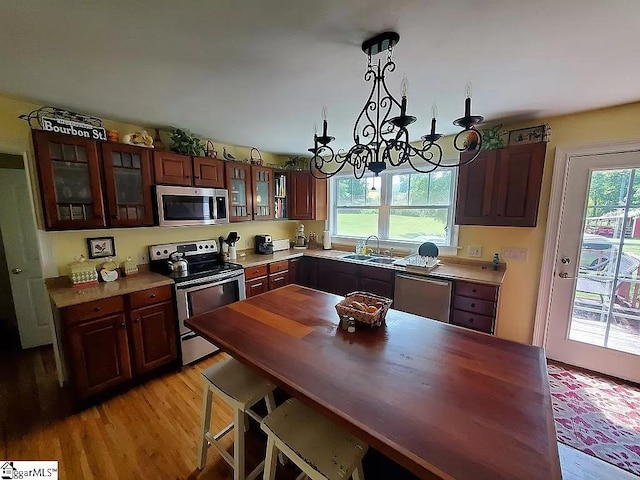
186;285;560;480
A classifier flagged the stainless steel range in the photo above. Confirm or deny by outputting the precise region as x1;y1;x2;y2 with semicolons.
149;239;245;365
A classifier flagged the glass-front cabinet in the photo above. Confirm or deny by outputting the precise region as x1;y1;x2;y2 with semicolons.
225;163;253;222
252;166;274;220
33;130;106;230
101;143;154;226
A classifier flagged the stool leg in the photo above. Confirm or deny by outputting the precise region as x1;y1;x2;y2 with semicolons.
197;385;214;470
265;392;276;414
263;436;278;480
352;461;364;480
234;407;245;480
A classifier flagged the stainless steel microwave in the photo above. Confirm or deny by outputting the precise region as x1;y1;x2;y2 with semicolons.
155;185;229;226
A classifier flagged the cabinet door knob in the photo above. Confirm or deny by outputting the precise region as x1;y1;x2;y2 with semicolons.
120;321;125;327
134;318;140;324
94;307;101;312
470;303;476;308
150;294;156;298
469;318;474;323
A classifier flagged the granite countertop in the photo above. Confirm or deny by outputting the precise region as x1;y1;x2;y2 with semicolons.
47;271;175;309
233;248;506;286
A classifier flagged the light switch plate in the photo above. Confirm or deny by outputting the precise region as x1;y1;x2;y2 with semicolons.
468;246;482;258
501;247;529;261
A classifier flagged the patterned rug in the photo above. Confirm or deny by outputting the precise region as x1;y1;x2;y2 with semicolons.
548;362;640;475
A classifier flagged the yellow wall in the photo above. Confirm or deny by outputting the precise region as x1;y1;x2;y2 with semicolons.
0;95;297;275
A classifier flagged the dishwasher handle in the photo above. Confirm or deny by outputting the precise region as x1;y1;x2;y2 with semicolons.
396;274;450;287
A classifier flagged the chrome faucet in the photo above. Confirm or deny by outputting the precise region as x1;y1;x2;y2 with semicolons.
364;235;380;255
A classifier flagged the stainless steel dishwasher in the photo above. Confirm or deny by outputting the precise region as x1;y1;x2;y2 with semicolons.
394;274;452;322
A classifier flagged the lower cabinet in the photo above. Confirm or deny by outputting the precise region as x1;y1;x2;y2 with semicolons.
246;276;269;297
244;260;292;297
67;313;132;400
130;301;178;374
289;257;301;284
450;281;498;334
308;258;395;298
61;285;178;401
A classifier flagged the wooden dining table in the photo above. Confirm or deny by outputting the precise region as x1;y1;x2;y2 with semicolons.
185;285;561;480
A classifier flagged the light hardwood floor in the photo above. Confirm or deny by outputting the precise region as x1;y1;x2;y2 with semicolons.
0;347;635;479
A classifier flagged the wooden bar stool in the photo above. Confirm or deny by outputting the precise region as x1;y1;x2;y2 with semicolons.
261;398;368;480
197;357;277;480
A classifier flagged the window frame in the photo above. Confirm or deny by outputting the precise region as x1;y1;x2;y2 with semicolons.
329;166;459;255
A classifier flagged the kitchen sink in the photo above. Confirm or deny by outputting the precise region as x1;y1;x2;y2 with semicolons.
367;257;397;265
341;254;372;261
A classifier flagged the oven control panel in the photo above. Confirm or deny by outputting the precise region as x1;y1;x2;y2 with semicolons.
149;240;218;260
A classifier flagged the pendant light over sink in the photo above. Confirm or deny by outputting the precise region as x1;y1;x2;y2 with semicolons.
309;31;484;179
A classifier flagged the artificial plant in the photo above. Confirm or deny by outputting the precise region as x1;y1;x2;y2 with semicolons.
169;128;205;155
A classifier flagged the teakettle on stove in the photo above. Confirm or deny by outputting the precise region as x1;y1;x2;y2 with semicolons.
167;251;189;276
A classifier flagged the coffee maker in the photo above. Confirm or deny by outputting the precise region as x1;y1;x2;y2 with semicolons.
255;234;274;255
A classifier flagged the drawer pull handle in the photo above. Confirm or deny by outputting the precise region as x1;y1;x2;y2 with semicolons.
150;294;156;298
251;282;263;288
94;307;101;312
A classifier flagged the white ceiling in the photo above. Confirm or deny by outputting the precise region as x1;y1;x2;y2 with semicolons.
1;1;639;155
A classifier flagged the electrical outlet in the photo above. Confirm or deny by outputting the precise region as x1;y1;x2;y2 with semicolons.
468;246;482;258
501;247;528;261
138;252;148;265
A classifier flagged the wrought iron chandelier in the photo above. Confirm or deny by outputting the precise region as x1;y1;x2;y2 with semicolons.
309;32;484;179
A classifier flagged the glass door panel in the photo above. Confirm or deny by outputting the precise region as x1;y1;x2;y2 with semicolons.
568;168;640;356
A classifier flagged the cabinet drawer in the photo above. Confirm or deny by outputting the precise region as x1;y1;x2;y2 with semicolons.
269;271;290;291
268;260;289;274
455;281;498;301
246;277;268;297
453;295;496;317
128;285;172;310
63;296;124;325
451;309;494;334
245;264;268;280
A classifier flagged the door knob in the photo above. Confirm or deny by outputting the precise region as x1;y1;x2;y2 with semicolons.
561;257;571;264
11;268;22;274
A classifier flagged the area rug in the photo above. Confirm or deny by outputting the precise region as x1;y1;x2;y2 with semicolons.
548;362;640;475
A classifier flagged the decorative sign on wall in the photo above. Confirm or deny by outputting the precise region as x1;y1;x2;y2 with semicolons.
19;106;107;141
41;117;107;141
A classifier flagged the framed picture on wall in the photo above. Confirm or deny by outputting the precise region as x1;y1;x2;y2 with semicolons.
87;236;116;259
507;125;549;145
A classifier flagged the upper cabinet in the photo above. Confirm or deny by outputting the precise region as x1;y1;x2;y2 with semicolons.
226;162;253;222
251;166;274;220
33;130;106;230
153;151;193;186
193;157;225;188
455;142;546;227
288;171;328;220
153;151;225;189
101;143;154;227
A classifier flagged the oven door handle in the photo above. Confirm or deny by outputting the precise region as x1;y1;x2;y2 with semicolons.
176;273;243;293
182;331;200;341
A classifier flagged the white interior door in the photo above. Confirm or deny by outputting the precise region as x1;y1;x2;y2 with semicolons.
0;168;52;348
546;151;640;382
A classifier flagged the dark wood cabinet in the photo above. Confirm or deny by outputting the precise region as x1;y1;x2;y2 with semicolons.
269;271;289;290
193;157;225;188
153;151;193;186
288;171;328;220
359;265;395;299
61;285;178;401
299;256;318;289
130;301;178;374
450;280;498;334
226;163;253;222
251;166;275;220
289;257;301;284
101;143;154;227
67;313;132;399
246;276;269;297
33;130;106;230
455;143;546;227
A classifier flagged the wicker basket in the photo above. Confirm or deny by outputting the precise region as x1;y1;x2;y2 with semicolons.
335;291;393;328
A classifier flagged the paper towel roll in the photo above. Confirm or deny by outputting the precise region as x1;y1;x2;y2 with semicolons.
322;230;332;250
